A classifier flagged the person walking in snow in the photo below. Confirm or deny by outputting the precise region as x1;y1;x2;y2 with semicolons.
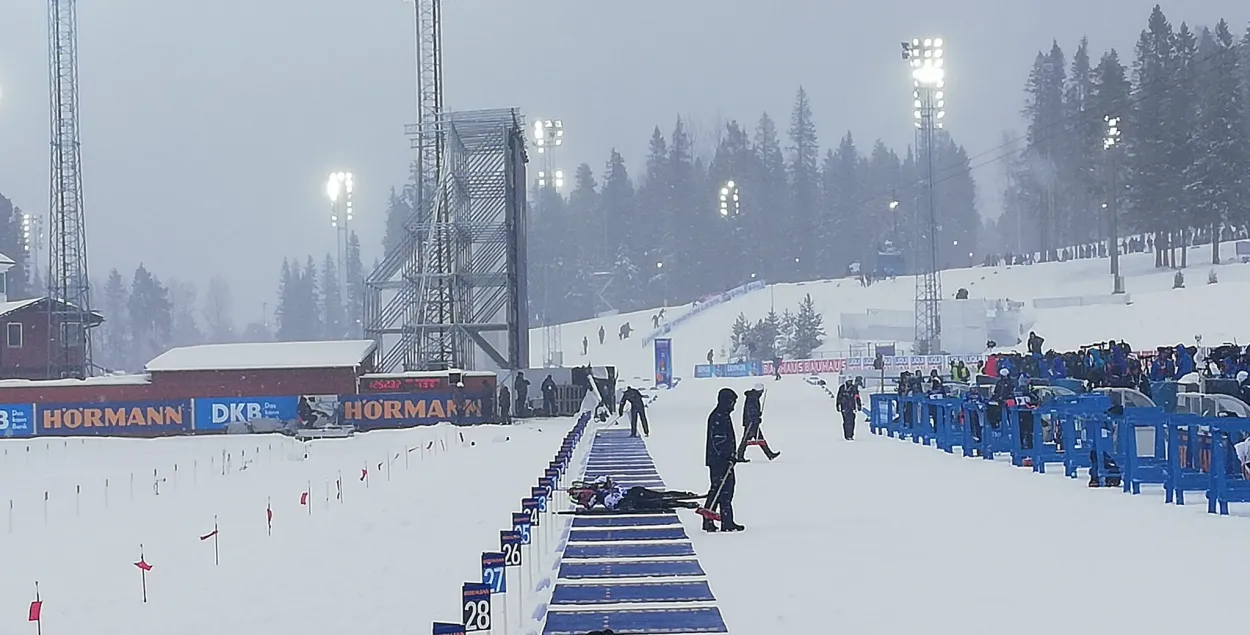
598;325;605;345
836;378;862;440
738;383;780;460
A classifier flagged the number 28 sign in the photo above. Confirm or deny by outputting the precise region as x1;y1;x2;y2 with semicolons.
461;582;491;633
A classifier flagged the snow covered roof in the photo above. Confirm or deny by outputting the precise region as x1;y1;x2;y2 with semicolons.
0;297;104;322
0;298;43;319
0;374;151;388
145;340;377;373
0;252;15;267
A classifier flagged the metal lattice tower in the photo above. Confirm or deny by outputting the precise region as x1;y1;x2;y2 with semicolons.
47;0;94;378
363;0;529;371
904;37;945;355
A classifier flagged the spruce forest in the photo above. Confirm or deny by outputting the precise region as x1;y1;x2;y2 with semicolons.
2;4;1248;369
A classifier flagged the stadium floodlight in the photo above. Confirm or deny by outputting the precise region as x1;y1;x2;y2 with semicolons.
719;180;741;217
903;36;946;129
1103;115;1121;149
554;169;564;189
327;171;354;228
534;118;564;154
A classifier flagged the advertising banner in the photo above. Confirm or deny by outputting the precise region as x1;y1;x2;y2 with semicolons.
763;358;847;376
341;391;487;430
0;403;35;438
38;400;191;436
193;396;299;431
693;362;765;378
654;338;673;388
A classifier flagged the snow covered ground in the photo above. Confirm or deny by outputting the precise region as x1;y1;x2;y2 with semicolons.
0;421;569;635
640;377;1250;633
532;242;1250;379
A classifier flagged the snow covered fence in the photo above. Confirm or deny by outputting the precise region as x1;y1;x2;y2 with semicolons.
641;280;766;346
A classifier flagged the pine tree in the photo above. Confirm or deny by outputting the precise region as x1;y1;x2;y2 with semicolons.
708;121;758;284
754;113;789;281
1190;20;1245;263
128;264;172;364
203;274;235;343
1127;6;1177;267
321;254;348;339
302;256;322;339
96;268;129;370
345;231;365;337
1062;37;1102;246
788;293;825;359
1091;49;1132;247
275;258;298;341
788;87;820;279
167;280;203;347
823;133;861;276
1021;43;1067;259
667;118;700;296
934;134;979;267
730;313;751;354
381;187;412;258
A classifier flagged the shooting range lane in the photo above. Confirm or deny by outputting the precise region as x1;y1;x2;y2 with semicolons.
541;429;729;634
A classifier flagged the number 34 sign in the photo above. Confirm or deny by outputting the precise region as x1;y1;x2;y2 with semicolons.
461;582;491;632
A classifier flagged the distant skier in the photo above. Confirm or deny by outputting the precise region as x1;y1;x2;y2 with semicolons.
703;387;743;532
498;385;512;425
598;325;605;345
582;336;589;355
619;322;633;340
836;378;862;440
652;314;660;328
706;349;714;365
618;386;650;437
739;384;779;460
772;356;782;381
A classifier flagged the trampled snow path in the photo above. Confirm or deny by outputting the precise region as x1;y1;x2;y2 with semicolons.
0;421;568;635
644;378;1250;633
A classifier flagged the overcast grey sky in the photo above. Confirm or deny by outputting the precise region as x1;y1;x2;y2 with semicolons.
0;1;1245;325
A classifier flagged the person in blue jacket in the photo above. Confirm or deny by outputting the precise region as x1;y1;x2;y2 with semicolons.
1149;350;1174;382
704;387;744;533
1175;344;1195;378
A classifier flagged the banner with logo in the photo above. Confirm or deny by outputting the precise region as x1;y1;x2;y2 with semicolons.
38;399;192;436
341;391;487;430
0;403;35;438
193;396;299;431
654;338;673;388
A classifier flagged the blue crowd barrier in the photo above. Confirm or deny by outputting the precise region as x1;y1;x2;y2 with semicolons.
866;388;1250;516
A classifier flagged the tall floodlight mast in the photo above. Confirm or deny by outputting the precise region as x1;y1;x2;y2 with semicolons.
902;36;946;355
47;0;95;378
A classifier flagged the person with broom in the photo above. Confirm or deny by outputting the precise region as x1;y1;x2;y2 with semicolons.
703;387;745;533
738;383;780;460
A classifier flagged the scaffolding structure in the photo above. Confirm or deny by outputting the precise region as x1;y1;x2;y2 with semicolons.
904;36;945;355
364;109;529;371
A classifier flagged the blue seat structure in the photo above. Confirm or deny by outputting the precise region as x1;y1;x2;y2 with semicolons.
542;429;728;635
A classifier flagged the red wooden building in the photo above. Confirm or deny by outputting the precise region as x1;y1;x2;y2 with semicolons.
0;252;104;381
0;340;378;404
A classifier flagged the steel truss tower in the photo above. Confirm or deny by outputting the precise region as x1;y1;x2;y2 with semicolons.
904;37;945;355
47;0;95;378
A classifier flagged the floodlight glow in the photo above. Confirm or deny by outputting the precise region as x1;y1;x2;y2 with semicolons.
534;121;543;136
721;187;730;196
727;180;735;188
555;170;564;179
327;176;341;202
912;65;945;85
924;38;932;46
912;38;920;46
934;38;943;47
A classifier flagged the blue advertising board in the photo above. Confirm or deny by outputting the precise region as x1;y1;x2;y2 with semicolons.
341;391;488;430
433;623;465;635
193;396;298;431
0;403;35;438
38;400;191;436
693;362;764;378
654;338;673;388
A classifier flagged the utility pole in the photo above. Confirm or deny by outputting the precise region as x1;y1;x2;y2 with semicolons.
1104;115;1123;294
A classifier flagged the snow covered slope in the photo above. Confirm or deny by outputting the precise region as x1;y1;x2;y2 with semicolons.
536;243;1250;380
0;422;567;635
643;378;1249;633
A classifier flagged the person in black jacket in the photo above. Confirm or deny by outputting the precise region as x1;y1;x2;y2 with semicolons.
704;387;744;533
739;384;779;460
541;374;558;416
618;386;650;437
835;378;862;440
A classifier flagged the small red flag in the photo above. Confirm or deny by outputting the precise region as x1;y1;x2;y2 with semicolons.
28;601;41;622
134;558;152;571
360;468;367;481
200;529;218;541
266;506;273;523
299;492;308;505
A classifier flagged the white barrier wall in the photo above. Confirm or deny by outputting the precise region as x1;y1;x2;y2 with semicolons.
1032;294;1132;309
